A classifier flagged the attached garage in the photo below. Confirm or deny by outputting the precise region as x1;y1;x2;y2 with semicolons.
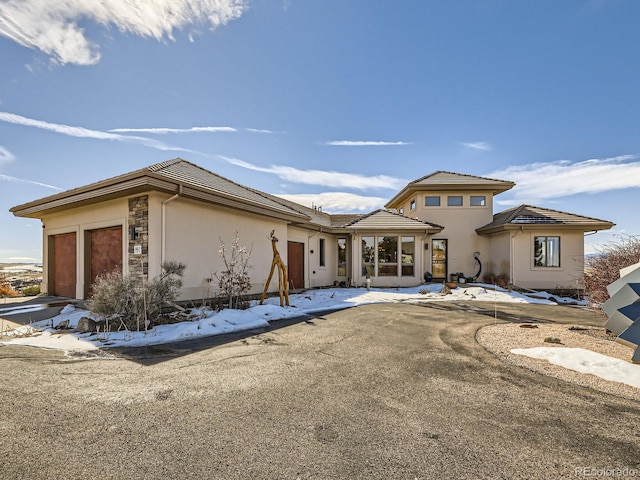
50;232;77;298
85;226;123;296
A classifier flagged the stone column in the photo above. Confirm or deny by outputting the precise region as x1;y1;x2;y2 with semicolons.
128;195;149;281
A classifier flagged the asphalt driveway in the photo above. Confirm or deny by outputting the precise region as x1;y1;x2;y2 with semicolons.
0;302;638;479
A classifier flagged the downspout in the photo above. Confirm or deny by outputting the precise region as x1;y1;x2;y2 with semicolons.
161;185;182;264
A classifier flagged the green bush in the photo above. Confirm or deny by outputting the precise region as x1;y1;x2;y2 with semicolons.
88;261;186;331
22;285;41;296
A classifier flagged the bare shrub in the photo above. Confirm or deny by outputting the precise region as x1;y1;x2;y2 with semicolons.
212;232;253;309
585;234;640;308
0;282;19;297
89;261;186;331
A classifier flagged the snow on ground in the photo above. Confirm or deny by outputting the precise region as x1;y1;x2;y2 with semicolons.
6;283;637;390
0;283;575;355
511;347;640;389
5;284;635;392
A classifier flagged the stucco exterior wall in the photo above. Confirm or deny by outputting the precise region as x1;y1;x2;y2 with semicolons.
510;230;586;290
285;227;342;289
40;198;129;299
163;196;289;301
399;190;494;278
486;232;511;281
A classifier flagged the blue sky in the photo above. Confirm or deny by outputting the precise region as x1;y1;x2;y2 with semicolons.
1;0;639;263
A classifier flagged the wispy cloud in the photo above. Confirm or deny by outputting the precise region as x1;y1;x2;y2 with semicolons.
110;126;237;134
0;112;192;152
488;155;640;205
0;173;62;190
220;155;406;190
0;145;15;164
462;141;492;151
0;144;61;190
276;193;386;213
0;0;247;66
325;140;411;146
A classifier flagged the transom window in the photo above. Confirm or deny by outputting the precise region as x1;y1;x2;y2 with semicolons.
470;196;486;206
534;236;560;267
425;196;440;207
447;196;463;206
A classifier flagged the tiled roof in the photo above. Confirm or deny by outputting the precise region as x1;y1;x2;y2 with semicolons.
147;159;304;217
344;209;443;230
385;170;515;208
410;171;515;188
477;204;615;233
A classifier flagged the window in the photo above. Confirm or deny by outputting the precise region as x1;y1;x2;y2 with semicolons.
337;238;347;276
362;236;375;277
398;208;404;214
401;236;415;276
425;196;440;207
319;238;326;267
378;236;398;276
470;196;486;206
410;199;416;210
534;236;560;267
447;196;463;206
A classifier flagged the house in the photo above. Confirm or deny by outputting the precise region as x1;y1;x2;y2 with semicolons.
9;158;614;300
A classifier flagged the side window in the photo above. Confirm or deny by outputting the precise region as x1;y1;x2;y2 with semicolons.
470;196;486;206
410;199;416;211
362;236;375;277
337;238;347;276
425;196;440;207
319;238;326;267
447;196;463;206
534;236;560;267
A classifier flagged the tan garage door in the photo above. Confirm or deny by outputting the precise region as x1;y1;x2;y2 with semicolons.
89;226;123;290
287;241;304;291
51;232;77;298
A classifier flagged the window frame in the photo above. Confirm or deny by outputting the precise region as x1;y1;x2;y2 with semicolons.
534;236;561;268
425;196;441;207
470;195;486;206
447;195;463;206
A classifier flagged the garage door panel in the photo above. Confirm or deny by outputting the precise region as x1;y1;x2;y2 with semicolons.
52;232;76;298
90;226;123;286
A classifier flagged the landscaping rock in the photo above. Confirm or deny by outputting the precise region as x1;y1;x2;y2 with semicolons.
76;317;97;333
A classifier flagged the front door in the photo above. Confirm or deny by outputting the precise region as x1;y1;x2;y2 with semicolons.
287;241;304;291
431;239;447;280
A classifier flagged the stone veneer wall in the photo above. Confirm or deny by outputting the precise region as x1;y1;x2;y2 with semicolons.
128;195;149;279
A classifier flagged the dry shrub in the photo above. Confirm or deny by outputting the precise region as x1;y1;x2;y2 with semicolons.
584;234;640;308
89;261;186;331
0;282;19;297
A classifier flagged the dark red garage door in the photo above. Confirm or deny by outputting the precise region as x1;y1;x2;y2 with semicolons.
51;232;77;298
287;241;304;291
89;226;123;289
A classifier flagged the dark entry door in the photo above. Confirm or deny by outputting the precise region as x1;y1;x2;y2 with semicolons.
51;232;77;298
287;241;304;290
431;239;448;280
89;226;123;289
